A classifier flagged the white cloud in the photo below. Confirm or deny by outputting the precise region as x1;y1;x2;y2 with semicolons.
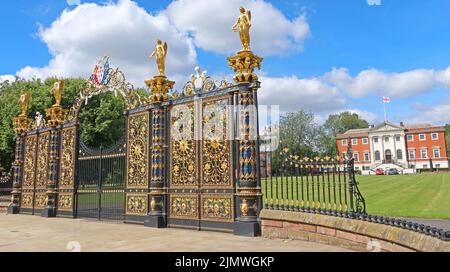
0;75;16;84
165;0;310;56
344;109;378;123
314;109;378;125
17;0;197;88
67;0;81;6
408;98;450;124
258;75;346;113
322;67;439;98
15;0;311;88
367;0;381;6
435;66;450;89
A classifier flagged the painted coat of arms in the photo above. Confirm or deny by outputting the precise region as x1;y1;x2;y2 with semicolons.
92;56;110;86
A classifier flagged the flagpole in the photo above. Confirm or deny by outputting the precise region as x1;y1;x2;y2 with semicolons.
383;101;387;122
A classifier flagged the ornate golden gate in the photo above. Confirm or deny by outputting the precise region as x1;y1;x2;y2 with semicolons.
167;83;236;231
19;130;50;215
10;6;263;236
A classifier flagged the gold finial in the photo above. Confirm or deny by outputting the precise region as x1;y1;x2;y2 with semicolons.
145;76;175;104
146;39;174;104
232;6;252;51
227;6;262;84
18;91;30;117
46;81;68;127
14;91;32;134
150;38;168;77
53;80;64;107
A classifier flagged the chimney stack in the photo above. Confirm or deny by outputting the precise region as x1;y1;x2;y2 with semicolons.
400;122;404;127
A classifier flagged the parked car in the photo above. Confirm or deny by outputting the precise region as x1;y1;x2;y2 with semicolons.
386;168;399;175
375;168;384;175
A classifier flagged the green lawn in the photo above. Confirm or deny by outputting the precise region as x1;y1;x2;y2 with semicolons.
76;191;124;206
356;173;450;220
261;173;450;220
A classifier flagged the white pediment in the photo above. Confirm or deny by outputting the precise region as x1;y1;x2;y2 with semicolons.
370;121;404;133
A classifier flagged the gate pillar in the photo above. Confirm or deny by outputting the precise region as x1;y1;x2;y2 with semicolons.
228;49;263;236
144;74;174;228
9;115;30;214
42;103;67;217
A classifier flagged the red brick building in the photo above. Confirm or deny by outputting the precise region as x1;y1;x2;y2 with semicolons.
336;121;448;172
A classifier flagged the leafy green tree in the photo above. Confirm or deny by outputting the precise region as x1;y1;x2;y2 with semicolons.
320;111;370;156
78;92;126;147
271;110;320;172
0;77;141;172
0;78;84;172
279;110;320;156
323;111;370;136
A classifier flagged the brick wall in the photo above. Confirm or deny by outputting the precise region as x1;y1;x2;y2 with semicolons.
260;210;450;252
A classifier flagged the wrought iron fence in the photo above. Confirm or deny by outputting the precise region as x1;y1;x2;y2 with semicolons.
260;143;450;241
76;136;126;221
262;148;366;218
0;171;12;204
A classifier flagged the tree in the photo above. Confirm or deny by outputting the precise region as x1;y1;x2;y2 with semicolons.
323;111;369;136
320;111;370;156
0;78;85;172
270;110;321;172
78;92;126;147
0;78;143;172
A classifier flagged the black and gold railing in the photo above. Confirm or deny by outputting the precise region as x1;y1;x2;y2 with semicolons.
262;144;366;218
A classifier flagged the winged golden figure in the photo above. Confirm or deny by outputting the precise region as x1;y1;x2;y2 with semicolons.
18;91;30;116
151;39;168;76
53;80;64;106
232;6;252;51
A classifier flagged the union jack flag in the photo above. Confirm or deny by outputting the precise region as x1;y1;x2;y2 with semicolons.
383;96;391;103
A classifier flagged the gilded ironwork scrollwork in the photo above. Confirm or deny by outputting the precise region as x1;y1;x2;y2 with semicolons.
201;98;232;187
34;194;47;208
126;194;148;216
170;195;198;219
58;194;73;211
59;128;76;188
66;66;142;122
21;193;33;208
127;113;149;188
170;104;197;187
22;135;37;188
36;132;50;188
201;195;233;222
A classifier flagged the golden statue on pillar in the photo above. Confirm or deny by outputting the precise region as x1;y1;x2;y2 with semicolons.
232;6;252;51
145;39;174;104
46;80;68;127
14;91;32;134
227;7;262;84
150;39;168;76
18;91;30;117
53;80;64;106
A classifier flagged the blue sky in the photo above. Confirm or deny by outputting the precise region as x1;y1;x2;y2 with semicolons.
1;0;450;125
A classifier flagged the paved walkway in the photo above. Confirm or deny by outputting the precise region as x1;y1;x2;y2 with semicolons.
0;214;351;252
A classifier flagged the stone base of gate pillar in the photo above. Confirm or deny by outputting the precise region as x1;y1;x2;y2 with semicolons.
233;221;261;237
144;214;167;228
41;207;57;218
8;205;20;214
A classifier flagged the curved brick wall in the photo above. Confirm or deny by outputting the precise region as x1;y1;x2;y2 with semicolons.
260;209;450;252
